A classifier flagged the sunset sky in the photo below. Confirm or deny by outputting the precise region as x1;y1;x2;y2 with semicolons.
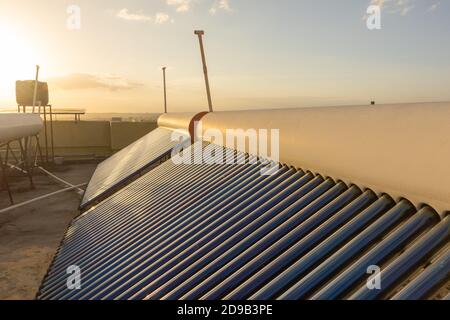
0;0;449;113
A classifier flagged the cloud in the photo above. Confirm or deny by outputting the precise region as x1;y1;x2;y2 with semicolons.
116;8;152;22
166;0;233;15
167;0;192;12
367;0;415;15
49;74;144;91
367;0;441;16
219;0;232;11
428;1;440;11
155;12;171;24
209;0;232;15
116;8;172;24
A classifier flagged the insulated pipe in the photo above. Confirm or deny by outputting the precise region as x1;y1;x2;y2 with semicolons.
38;166;84;193
0;183;87;215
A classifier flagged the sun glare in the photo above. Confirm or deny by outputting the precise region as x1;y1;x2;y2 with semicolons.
0;23;38;105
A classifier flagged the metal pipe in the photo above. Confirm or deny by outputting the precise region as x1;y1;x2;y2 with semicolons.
49;105;55;163
43;104;48;163
0;183;87;215
7;163;27;174
38;166;84;194
194;30;213;112
32;65;40;113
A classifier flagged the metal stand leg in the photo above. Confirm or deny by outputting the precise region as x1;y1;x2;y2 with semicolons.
0;153;13;205
49;105;55;163
34;135;44;166
18;139;34;188
43;105;49;163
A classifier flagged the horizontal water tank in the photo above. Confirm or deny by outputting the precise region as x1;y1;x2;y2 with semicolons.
0;113;43;143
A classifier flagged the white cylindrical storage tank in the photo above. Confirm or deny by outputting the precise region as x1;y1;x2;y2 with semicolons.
197;102;450;215
0;113;43;143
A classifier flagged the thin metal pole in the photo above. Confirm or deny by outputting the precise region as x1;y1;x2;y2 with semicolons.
194;30;213;112
162;67;167;113
18;139;34;188
43;104;48;163
32;65;40;113
49;105;55;163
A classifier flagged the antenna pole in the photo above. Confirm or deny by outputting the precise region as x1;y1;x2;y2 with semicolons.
194;30;213;112
32;65;40;113
162;67;167;113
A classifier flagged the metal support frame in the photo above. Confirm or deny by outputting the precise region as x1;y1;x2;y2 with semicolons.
18;104;55;164
0;135;44;204
18;138;34;187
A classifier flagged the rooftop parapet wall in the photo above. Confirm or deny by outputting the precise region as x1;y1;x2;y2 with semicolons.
34;121;156;159
197;102;450;215
110;122;158;151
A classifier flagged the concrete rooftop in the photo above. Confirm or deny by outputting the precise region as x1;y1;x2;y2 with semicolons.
0;162;98;299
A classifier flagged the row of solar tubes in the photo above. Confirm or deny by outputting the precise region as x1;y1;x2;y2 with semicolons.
39;142;449;300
